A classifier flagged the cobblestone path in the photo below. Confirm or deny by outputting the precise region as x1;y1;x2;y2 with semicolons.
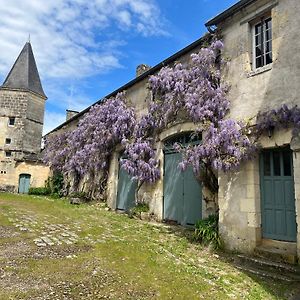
0;194;299;300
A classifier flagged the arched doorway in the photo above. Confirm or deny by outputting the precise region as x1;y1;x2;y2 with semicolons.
163;132;202;226
18;174;31;194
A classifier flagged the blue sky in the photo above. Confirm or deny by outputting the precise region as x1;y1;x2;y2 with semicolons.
0;0;237;133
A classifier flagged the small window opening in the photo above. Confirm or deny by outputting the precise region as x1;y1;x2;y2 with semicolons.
5;138;11;145
5;151;12;157
8;117;15;126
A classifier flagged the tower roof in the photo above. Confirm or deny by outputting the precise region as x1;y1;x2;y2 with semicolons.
1;42;47;98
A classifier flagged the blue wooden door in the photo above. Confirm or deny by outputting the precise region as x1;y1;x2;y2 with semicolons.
260;148;297;242
183;165;202;225
19;174;31;194
163;151;202;226
163;152;183;223
116;158;137;211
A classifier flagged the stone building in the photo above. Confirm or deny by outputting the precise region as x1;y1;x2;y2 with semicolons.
46;0;300;262
0;42;50;192
206;0;300;263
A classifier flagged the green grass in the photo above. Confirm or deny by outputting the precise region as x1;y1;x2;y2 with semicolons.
0;192;298;299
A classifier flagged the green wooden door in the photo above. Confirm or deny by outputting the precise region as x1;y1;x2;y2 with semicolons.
183;165;202;225
163;151;202;226
260;148;297;242
18;174;31;194
163;152;183;223
116;158;137;211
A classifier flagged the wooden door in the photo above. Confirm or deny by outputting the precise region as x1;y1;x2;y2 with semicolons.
260;148;297;242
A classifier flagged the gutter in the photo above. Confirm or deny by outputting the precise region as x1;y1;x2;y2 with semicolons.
205;0;257;27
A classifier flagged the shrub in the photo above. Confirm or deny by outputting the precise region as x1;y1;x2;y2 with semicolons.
129;203;149;218
45;173;64;196
193;214;222;249
132;203;149;214
28;187;51;195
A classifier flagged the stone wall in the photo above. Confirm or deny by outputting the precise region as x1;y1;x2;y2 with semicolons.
290;134;300;259
106;122;214;220
0;89;45;156
218;0;300;255
0;160;49;192
0;87;47;192
0;90;28;156
221;0;300;120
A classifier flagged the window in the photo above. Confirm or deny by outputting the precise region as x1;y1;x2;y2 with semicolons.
253;16;272;69
8;117;15;126
5;138;11;145
5;151;12;157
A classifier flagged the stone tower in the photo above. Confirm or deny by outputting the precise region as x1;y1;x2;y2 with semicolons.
0;42;47;160
0;42;48;191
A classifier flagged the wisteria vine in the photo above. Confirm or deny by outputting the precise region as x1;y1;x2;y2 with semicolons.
122;39;254;186
44;37;300;198
256;104;300;135
43;92;136;194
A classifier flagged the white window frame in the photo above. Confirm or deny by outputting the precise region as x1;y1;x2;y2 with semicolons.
252;16;272;70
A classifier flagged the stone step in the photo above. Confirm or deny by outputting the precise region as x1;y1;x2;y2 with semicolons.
235;264;299;282
236;254;300;275
234;254;300;282
254;245;298;265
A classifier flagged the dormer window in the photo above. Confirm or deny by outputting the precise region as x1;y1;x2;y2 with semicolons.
8;117;15;126
252;16;272;69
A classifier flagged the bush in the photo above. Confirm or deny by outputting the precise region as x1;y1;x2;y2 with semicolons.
193;215;222;249
132;203;149;213
45;173;64;196
128;203;149;218
28;187;51;195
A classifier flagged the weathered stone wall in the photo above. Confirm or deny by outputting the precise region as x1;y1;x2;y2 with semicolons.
25;92;45;154
23;119;43;154
0;160;49;192
106;122;213;221
0;90;28;156
221;0;299;119
218;0;300;254
291;138;300;259
0;87;47;192
0;89;45;156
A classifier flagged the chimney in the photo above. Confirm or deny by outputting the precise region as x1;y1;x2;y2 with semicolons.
66;109;79;121
136;64;151;77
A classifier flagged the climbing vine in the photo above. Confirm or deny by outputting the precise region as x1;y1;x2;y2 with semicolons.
122;39;254;189
44;92;136;196
44;36;300;199
256;104;300;135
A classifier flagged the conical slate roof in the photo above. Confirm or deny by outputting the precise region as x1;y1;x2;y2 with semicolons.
1;42;46;98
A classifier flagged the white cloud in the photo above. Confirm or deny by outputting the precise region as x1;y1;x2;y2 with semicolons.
0;0;166;80
43;111;67;135
0;0;167;134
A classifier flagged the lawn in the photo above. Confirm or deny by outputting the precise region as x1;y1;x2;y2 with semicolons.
0;193;298;299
